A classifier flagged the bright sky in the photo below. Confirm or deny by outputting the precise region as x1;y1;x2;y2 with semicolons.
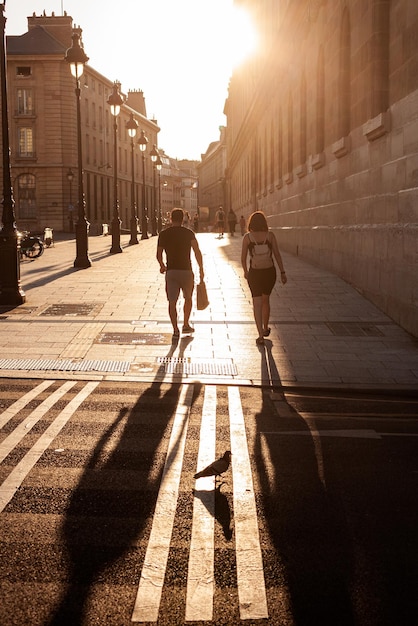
5;0;257;161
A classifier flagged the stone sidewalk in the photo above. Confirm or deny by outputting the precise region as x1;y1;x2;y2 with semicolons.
0;232;417;390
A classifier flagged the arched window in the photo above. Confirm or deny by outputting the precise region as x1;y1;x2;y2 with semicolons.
16;173;36;219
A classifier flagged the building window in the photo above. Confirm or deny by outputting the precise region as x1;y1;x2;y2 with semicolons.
17;174;36;219
299;71;307;165
18;127;34;157
85;99;89;125
338;8;351;138
16;66;31;77
17;88;33;115
316;45;325;153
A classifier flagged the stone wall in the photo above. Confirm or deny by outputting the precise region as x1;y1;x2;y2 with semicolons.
226;0;418;337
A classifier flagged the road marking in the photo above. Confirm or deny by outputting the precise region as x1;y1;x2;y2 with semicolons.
0;381;98;513
186;385;217;621
261;429;382;439
132;383;193;623
0;380;77;464
0;379;55;429
228;386;268;621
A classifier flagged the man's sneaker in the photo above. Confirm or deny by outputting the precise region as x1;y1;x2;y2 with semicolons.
182;324;195;333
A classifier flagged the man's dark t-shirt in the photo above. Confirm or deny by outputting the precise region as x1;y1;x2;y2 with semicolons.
158;226;196;270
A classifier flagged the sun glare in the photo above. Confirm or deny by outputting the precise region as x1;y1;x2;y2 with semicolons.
228;6;258;70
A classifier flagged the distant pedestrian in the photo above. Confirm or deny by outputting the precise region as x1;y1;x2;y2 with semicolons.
227;209;237;236
241;210;287;345
183;211;190;228
239;215;246;236
157;208;204;339
193;212;199;232
215;206;225;238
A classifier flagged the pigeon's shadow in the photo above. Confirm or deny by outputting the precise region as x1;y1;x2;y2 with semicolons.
193;482;233;541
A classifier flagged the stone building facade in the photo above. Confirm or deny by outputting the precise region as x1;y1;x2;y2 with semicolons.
2;13;159;235
225;0;418;337
197;126;227;227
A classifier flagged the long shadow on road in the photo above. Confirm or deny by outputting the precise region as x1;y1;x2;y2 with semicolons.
48;337;199;625
254;389;355;625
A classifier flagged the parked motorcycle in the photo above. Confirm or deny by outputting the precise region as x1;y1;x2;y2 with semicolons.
18;231;44;259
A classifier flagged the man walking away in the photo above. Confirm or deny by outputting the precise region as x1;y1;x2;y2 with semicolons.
227;209;237;236
157;208;204;339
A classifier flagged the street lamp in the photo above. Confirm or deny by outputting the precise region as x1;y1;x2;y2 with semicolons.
137;130;149;240
126;113;139;245
64;30;91;268
156;155;163;232
149;144;159;236
67;168;74;232
108;81;124;254
0;3;26;304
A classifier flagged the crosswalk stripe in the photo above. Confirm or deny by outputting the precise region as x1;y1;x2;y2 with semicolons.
228;386;269;621
0;379;55;429
0;381;99;513
132;383;194;623
186;385;217;621
0;380;77;464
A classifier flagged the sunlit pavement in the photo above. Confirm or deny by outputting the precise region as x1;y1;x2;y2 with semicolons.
0;232;417;390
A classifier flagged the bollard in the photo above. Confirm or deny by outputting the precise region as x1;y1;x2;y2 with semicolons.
44;227;54;247
102;223;109;236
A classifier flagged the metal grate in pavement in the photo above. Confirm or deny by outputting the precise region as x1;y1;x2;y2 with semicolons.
96;332;170;345
156;357;237;376
40;303;102;316
326;322;384;337
0;358;130;373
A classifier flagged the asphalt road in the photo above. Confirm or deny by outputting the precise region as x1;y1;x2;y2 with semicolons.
0;379;417;625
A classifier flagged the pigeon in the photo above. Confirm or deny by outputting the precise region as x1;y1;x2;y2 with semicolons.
194;451;232;480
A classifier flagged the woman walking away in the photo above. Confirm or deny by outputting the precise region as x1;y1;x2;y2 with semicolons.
241;211;287;345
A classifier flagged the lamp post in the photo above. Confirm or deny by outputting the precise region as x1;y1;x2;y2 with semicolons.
67;168;74;232
126;113;139;245
156;155;163;232
0;3;26;304
149;144;159;236
64;30;91;268
137;130;149;240
108;81;124;254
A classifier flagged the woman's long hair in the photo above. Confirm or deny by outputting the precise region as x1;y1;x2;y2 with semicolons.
248;211;268;232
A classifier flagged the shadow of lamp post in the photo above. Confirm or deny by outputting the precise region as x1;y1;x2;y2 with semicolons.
126;112;139;245
67;168;74;233
64;30;91;268
149;144;160;236
0;3;26;304
137;129;149;240
108;81;124;254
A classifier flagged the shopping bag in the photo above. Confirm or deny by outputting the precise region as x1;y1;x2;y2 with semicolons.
196;281;209;310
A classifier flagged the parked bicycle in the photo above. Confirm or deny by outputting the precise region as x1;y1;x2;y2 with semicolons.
18;231;44;259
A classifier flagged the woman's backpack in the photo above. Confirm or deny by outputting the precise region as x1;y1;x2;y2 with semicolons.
249;233;273;269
